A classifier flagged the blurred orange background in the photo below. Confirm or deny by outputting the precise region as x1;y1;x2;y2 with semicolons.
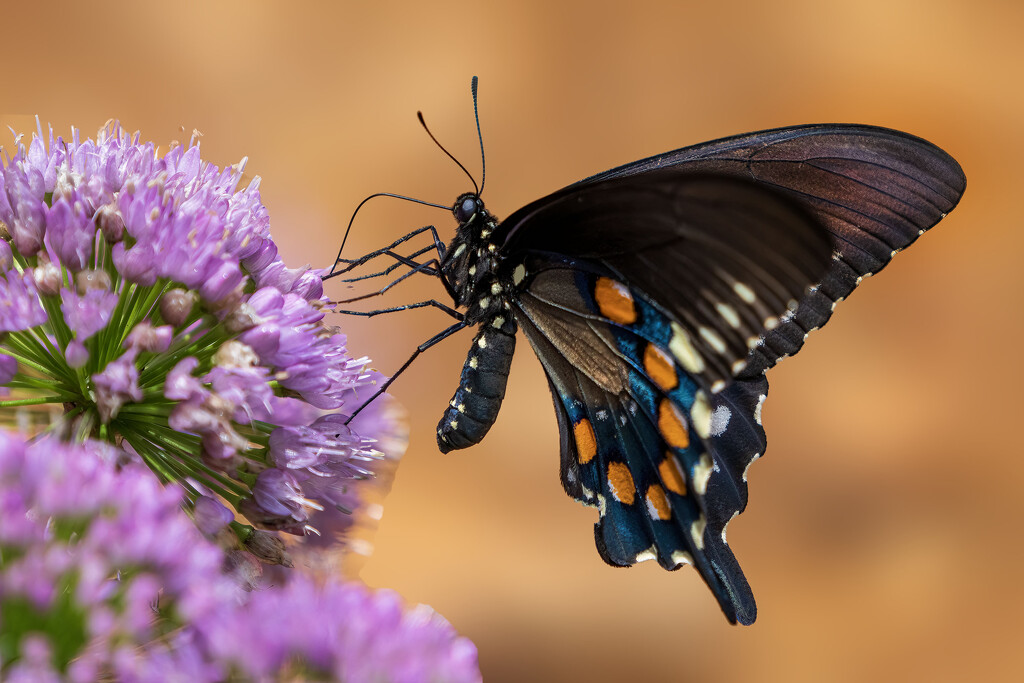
3;1;1020;680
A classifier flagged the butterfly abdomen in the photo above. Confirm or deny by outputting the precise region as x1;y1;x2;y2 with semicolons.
437;317;518;453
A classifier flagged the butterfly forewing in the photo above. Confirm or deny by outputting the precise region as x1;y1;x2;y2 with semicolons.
579;124;966;375
500;174;834;390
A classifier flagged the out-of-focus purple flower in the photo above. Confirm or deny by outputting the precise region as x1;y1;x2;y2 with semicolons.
0;433;237;680
91;350;143;423
0;270;47;332
64;340;88;368
60;286;118;339
0;352;16;384
201;575;481;683
0;434;478;682
193;495;234;537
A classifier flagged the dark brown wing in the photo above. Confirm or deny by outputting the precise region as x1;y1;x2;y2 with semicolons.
501;124;966;375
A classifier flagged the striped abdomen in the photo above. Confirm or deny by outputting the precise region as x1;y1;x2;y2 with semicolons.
437;320;517;453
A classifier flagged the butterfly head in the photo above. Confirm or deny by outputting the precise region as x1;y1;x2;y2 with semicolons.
453;192;485;226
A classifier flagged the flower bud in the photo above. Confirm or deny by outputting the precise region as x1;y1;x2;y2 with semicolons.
160;289;196;327
241;527;294;567
31;261;61;296
75;268;112;294
213;340;259;369
222;302;261;334
96;203;125;242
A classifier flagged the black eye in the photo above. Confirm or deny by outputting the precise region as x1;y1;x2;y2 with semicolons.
454;195;480;223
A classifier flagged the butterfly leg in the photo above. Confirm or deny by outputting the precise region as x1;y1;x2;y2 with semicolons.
334;256;447;305
345;320;469;423
334;243;439;284
326;225;447;279
334;298;463;319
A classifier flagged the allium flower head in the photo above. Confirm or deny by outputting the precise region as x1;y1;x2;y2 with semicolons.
0;121;384;547
0;434;480;682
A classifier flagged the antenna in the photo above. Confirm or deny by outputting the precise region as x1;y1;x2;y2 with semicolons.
471;76;486;196
417;111;479;196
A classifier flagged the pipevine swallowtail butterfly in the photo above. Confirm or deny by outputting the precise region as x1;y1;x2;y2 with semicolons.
328;79;965;624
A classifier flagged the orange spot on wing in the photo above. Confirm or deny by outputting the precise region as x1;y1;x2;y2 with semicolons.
658;399;689;449
643;343;678;391
646;484;671;520
594;277;637;324
607;462;636;504
659;454;687;495
574;419;597;464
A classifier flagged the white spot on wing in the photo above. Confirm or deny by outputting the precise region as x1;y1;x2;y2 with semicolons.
691;391;712;440
513;264;526;285
754;394;766;426
671;550;694;567
669;322;704;373
635;547;657;563
710;405;731;437
721;510;739;544
715;302;741;329
699;326;727;355
742;453;761;483
733;282;756;304
690;516;707;550
693;454;713;496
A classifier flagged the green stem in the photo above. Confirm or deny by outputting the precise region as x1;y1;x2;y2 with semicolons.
0;396;67;407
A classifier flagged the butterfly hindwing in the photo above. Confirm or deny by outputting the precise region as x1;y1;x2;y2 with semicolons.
517;294;756;622
515;262;807;624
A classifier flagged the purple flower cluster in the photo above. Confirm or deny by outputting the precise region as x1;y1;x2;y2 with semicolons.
0;434;480;682
0;121;386;541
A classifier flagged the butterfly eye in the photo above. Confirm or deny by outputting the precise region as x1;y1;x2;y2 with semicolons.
454;195;480;223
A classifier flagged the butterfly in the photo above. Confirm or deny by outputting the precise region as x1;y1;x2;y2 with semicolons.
330;80;966;624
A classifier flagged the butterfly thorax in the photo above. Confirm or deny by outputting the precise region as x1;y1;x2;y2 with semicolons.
441;193;514;326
